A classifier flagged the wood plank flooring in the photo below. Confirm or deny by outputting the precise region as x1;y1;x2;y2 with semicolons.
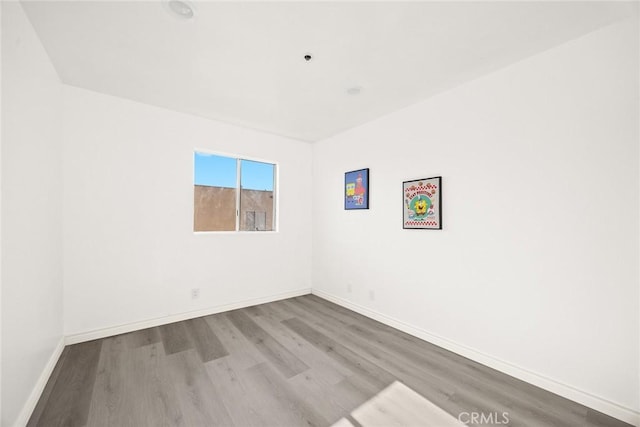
28;295;631;427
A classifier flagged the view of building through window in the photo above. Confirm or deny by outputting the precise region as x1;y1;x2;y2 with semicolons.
194;152;276;232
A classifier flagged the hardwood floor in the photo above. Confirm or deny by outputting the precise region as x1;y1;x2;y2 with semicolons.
28;295;630;427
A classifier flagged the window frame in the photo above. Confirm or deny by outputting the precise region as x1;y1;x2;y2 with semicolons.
193;149;279;234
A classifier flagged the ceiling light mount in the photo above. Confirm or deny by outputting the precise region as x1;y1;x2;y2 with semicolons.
163;0;195;20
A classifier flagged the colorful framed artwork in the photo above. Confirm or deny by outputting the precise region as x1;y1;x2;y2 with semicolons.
403;176;442;229
345;168;369;210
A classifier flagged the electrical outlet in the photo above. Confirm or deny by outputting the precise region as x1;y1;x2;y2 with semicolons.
369;290;375;301
191;288;200;299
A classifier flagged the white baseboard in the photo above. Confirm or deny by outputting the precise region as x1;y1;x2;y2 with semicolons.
65;288;311;345
14;337;65;427
311;289;640;427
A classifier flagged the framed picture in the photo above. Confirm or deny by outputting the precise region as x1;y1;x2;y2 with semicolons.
345;168;369;210
403;176;442;229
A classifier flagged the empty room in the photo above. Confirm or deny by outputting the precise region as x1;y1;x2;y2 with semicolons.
1;1;638;426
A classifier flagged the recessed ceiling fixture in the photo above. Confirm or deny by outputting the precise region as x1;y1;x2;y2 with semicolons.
347;86;362;95
163;0;195;20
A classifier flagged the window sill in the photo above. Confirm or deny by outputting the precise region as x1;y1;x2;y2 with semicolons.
193;231;279;235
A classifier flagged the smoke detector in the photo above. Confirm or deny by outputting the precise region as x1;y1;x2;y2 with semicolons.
163;0;195;20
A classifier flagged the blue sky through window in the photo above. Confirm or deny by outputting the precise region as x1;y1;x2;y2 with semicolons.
194;152;237;188
241;160;274;191
194;152;274;191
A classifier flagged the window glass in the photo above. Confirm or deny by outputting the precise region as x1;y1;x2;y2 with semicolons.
240;160;275;231
194;153;276;232
193;153;237;231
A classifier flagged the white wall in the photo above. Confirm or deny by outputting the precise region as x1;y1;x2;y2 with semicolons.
1;2;64;426
313;17;639;419
62;86;312;337
0;0;4;421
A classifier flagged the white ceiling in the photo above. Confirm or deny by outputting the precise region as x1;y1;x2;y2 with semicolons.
21;1;637;142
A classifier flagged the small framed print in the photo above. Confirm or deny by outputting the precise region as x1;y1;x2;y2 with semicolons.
403;176;442;229
345;168;369;210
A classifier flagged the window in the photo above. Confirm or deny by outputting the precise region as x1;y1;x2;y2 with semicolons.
194;152;276;232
